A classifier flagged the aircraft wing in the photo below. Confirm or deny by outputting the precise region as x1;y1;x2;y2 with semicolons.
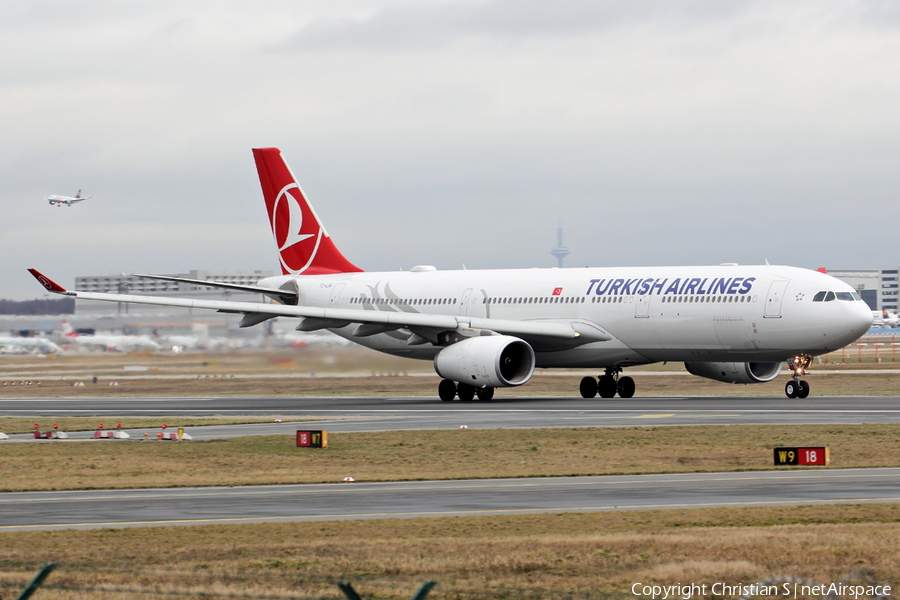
28;269;609;347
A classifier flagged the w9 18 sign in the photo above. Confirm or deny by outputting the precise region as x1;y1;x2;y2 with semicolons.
774;446;829;466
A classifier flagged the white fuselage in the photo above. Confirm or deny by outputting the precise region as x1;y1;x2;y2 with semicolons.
47;196;83;206
258;264;873;369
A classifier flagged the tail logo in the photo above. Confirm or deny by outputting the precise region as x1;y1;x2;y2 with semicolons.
254;147;362;275
36;275;55;291
272;184;323;274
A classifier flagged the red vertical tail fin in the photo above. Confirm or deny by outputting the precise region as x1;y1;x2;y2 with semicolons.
252;147;362;275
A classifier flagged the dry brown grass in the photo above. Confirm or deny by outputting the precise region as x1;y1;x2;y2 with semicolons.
2;348;900;398
2;424;899;492
0;347;426;375
0;416;329;436
3;369;900;399
1;505;899;599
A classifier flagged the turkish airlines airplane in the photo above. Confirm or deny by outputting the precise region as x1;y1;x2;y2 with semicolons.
47;190;89;206
29;148;873;400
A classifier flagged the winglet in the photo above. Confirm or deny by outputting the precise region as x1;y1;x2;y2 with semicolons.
27;269;69;294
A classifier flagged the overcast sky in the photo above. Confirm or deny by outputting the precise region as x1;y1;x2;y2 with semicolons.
2;0;898;299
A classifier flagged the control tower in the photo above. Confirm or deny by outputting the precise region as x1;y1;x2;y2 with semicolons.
550;225;570;268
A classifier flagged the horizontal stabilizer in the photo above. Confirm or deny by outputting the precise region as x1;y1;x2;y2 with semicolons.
133;273;297;301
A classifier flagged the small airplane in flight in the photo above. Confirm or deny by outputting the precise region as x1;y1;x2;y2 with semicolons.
47;190;89;207
28;148;873;400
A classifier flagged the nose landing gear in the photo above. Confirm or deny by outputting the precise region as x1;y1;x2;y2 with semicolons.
785;354;812;398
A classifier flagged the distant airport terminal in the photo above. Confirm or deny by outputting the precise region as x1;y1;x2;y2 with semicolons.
828;268;898;313
74;270;274;315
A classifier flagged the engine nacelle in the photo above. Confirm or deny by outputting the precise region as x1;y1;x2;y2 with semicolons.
434;335;535;388
684;361;782;384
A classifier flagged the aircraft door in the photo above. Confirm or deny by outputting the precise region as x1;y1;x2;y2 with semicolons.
329;283;346;309
635;295;650;318
459;288;472;316
764;280;789;318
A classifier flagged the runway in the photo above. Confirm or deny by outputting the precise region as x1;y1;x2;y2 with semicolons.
2;396;900;441
1;468;898;531
6;395;900;415
3;397;900;531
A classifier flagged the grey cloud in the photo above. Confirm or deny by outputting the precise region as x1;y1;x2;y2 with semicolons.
0;1;166;31
3;0;900;299
280;0;761;52
859;0;900;27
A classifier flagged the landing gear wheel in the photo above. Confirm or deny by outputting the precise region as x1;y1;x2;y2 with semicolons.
579;376;598;398
457;383;476;402
617;376;635;399
598;375;617;398
476;386;494;401
785;380;799;399
787;354;813;399
438;379;457;402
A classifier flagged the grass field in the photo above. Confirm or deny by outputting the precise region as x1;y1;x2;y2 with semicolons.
4;368;900;399
0;416;327;435
2;424;899;492
4;371;900;398
3;350;899;598
1;505;898;599
2;348;900;398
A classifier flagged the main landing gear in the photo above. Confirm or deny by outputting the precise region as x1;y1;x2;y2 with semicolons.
580;368;635;399
439;379;494;401
784;354;812;399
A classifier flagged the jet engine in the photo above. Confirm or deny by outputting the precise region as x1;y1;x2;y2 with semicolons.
434;335;535;388
684;361;782;384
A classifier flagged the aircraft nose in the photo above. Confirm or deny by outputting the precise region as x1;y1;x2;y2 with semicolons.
851;304;874;336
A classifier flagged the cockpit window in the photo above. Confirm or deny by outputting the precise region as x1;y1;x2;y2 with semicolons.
813;290;860;302
813;291;860;302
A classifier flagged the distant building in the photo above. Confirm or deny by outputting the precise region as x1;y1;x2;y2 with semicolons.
829;268;899;312
550;226;570;268
74;269;274;315
0;297;75;316
881;268;899;311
